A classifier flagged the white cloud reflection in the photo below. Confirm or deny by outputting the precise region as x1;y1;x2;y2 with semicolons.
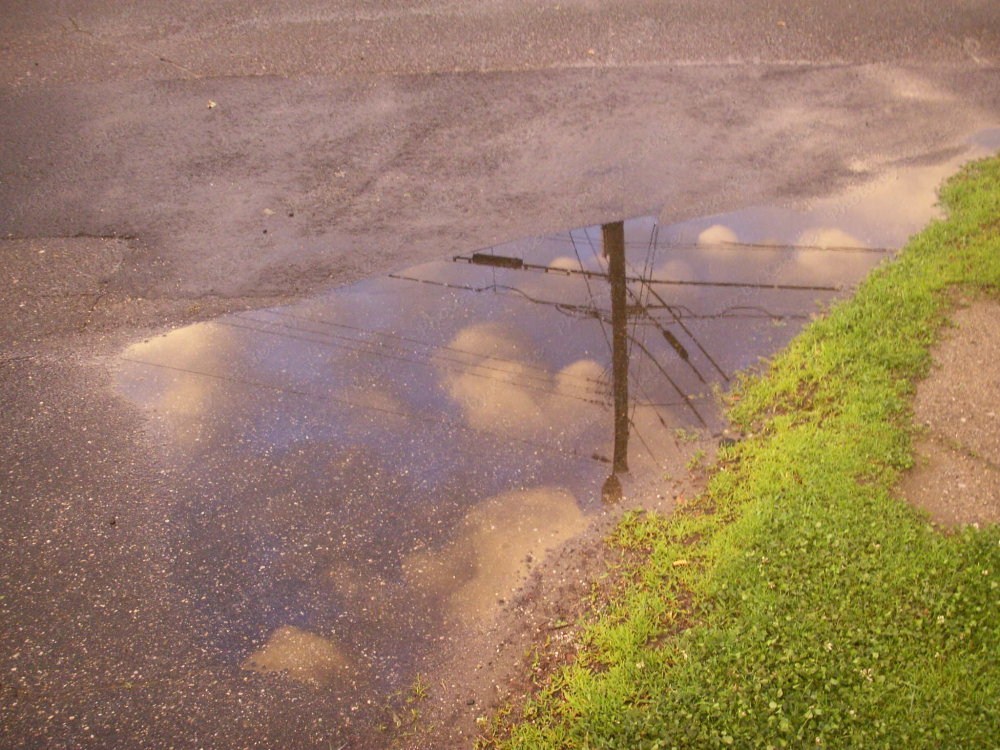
401;486;587;625
117;322;238;447
697;224;738;246
439;322;605;441
242;625;352;685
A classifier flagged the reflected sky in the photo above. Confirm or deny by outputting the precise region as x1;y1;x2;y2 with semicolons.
114;128;996;714
115;216;862;695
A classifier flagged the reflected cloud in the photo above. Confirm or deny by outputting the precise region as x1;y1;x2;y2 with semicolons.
118;322;238;446
697;224;738;246
401;487;587;624
439;322;605;440
243;625;352;685
555;358;605;393
548;255;582;272
795;227;866;249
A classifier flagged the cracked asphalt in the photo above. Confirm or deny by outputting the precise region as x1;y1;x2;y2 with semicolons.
1;2;999;748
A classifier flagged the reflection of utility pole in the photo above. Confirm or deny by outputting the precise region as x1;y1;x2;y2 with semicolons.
604;221;629;473
602;221;628;503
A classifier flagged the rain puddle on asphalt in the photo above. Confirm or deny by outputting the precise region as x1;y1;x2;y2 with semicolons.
115;130;998;741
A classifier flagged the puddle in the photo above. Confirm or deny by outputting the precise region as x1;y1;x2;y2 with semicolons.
115;130;997;739
115;216;869;706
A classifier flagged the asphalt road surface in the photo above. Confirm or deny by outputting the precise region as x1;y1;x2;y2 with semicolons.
1;2;999;748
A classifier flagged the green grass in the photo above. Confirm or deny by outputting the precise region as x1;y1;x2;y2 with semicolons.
488;155;1000;749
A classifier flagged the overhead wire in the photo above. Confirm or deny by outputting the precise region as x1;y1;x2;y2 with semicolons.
119;357;613;467
240;308;608;393
222;315;610;408
570;231;614;361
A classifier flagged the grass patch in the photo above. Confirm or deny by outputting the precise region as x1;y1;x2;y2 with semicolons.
488;156;1000;749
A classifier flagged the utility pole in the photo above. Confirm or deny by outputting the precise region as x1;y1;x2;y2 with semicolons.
604;221;629;475
601;221;629;504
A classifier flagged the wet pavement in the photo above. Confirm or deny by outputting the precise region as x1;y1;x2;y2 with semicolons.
25;129;976;748
2;4;999;744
